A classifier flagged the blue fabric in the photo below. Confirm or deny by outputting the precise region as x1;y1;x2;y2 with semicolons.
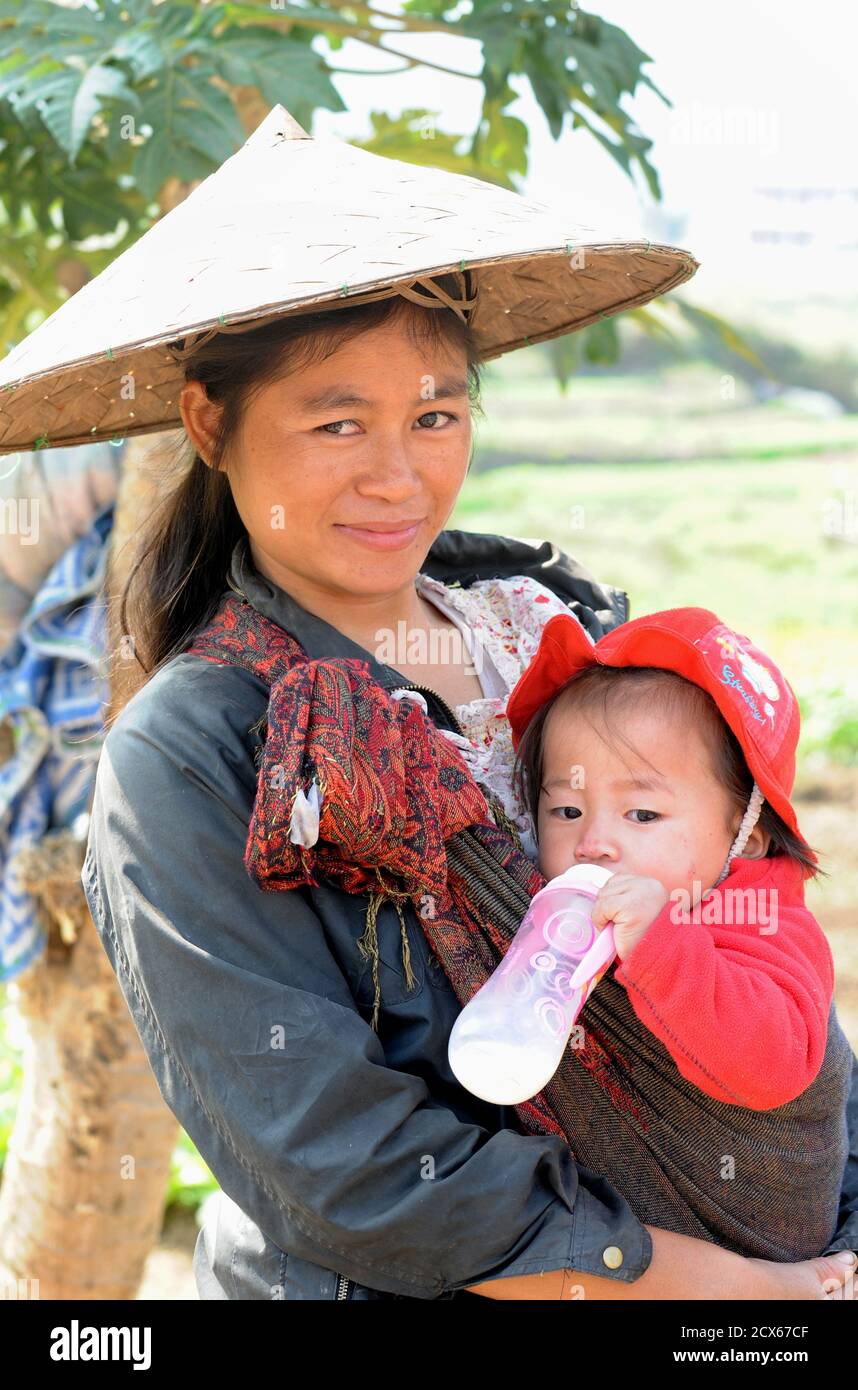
0;500;112;981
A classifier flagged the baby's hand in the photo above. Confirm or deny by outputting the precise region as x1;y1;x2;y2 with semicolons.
591;873;669;961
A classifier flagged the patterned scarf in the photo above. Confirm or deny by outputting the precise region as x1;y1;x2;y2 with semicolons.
185;587;853;1261
186;588;576;1142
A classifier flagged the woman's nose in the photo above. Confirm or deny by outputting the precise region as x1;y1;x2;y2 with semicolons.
355;444;422;499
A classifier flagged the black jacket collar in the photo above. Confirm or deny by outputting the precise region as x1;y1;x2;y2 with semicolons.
226;532;410;691
225;528;629;694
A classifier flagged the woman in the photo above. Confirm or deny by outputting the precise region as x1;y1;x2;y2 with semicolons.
3;104;853;1299
80;284;857;1300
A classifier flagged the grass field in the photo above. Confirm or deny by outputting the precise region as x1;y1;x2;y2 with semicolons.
453;455;858;761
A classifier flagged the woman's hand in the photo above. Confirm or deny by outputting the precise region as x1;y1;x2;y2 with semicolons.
745;1248;857;1301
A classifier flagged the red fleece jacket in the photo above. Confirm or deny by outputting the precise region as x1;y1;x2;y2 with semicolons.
612;854;834;1111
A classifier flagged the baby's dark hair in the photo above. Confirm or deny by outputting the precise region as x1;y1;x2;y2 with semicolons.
511;664;821;880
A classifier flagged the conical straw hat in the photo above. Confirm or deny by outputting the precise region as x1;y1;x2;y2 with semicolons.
0;103;699;456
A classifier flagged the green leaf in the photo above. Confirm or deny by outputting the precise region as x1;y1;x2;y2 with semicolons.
132;73;244;200
39;5;115;41
672;299;768;372
351;108;473;175
142;0;203;45
474;16;525;97
221;1;366;30
471;94;528;181
461;0;668;196
107;29;166;83
524;42;572;141
115;0;168;23
48;164;133;240
62;63;140;165
625;303;680;346
582;314;620;364
570;101;661;201
9;61;139;165
544;330;581;393
566;10;667;105
207;26;345;117
0;33;67;68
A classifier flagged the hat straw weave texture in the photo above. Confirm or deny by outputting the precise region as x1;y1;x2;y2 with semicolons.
0;104;699;456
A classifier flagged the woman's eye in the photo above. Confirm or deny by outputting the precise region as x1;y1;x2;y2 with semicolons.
316;418;359;435
628;809;661;823
314;411;458;435
417;410;458;429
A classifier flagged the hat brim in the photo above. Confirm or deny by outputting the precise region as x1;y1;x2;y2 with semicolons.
0;103;699;455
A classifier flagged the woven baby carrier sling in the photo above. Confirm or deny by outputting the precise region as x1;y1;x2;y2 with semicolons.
186;587;851;1262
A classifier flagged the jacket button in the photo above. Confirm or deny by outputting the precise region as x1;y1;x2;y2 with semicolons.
602;1246;624;1269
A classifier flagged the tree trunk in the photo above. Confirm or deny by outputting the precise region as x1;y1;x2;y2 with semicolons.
0;88;269;1300
0;830;179;1300
0;428;187;1300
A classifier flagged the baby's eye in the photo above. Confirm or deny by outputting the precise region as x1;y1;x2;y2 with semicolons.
627;809;661;823
550;806;582;821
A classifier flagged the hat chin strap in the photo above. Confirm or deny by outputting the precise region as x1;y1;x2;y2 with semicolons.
168;271;477;361
392;274;477;324
714;782;765;886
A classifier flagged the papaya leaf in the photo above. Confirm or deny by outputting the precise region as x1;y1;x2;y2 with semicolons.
45;63;140;165
207;26;345;118
671;299;769;372
107;29;166;83
132;74;245;200
625;303;681;346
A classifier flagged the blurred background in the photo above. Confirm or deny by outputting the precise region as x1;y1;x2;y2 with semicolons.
1;0;856;1298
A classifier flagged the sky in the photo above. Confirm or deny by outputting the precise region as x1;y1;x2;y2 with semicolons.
312;1;858;305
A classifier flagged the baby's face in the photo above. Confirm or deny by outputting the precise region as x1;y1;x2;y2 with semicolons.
536;701;739;901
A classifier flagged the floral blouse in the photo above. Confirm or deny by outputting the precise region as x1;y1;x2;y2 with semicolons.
409;570;593;860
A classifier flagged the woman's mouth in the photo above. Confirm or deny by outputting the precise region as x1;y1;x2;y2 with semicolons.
333;519;424;551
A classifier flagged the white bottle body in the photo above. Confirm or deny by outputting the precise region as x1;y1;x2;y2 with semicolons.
448;864;615;1104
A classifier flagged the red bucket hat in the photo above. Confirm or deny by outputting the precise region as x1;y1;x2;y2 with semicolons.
506;606;813;867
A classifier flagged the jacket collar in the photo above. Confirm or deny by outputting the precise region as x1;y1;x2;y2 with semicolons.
226;532;412;691
225;527;629;690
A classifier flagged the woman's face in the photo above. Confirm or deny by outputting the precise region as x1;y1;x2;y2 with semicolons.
181;313;473;604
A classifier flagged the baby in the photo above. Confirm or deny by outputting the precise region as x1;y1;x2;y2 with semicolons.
505;605;853;1262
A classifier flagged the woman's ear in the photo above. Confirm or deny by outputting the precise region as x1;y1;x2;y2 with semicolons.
179;380;221;468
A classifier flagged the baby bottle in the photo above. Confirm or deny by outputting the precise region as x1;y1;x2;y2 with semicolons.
447;864;615;1105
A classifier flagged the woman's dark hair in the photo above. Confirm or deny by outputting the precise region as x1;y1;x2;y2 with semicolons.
113;273;486;720
511;664;822;879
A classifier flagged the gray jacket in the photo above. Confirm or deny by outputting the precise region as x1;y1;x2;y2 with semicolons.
81;528;858;1299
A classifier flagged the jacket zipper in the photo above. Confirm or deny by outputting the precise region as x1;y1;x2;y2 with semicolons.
336;1273;352;1299
393;682;464;736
